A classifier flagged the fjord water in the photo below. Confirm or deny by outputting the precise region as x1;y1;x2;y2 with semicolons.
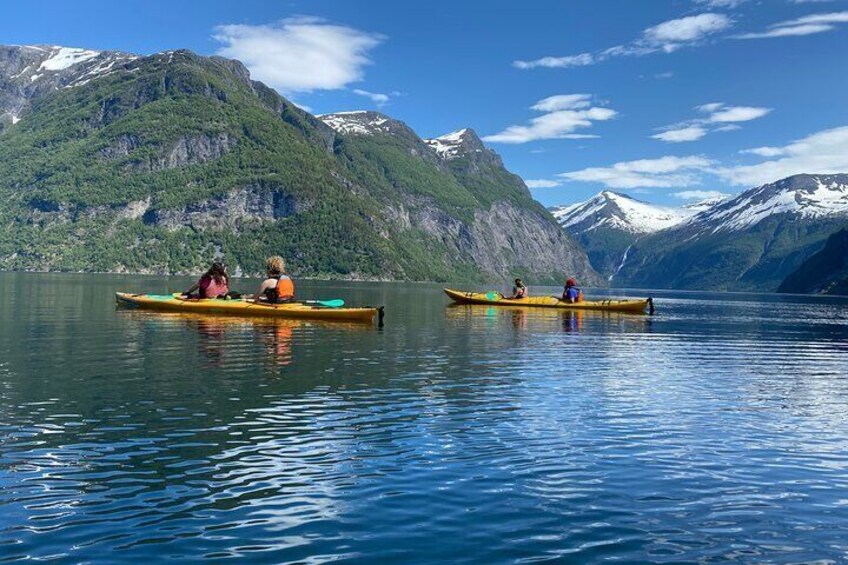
2;273;848;564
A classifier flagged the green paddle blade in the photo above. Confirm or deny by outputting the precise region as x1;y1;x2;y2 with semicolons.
312;298;345;308
485;291;500;301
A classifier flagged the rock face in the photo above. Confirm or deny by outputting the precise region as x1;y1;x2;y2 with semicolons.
778;228;848;295
0;45;598;283
613;174;848;291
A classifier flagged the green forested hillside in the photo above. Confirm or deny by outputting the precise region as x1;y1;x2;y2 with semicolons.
0;49;598;283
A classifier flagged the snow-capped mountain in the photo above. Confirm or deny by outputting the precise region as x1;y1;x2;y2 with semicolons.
0;45;136;126
424;128;484;160
551;191;693;235
317;110;396;136
682;174;848;233
613;174;848;291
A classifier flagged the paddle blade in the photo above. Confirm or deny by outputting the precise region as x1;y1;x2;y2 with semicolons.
485;292;499;301
316;299;345;308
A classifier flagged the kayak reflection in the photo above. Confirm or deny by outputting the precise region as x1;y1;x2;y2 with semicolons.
445;303;652;334
116;310;372;368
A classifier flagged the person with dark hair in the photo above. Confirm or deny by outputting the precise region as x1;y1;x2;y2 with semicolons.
183;262;230;299
505;278;528;300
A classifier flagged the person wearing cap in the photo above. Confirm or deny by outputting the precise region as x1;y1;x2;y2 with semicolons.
561;278;583;303
506;278;528;300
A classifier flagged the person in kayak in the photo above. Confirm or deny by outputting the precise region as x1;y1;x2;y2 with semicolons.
257;256;295;303
183;262;229;299
505;278;528;299
561;278;583;303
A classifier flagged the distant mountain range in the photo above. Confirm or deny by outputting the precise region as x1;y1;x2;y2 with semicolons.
0;44;598;283
550;191;724;279
554;175;848;292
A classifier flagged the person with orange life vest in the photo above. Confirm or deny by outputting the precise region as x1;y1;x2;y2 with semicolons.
256;256;295;303
561;277;583;303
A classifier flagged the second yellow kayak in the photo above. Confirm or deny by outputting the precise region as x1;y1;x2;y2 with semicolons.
444;288;653;313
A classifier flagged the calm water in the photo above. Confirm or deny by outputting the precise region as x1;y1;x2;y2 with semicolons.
1;272;848;563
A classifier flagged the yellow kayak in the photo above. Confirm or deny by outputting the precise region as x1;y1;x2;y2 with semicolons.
116;292;383;323
444;288;654;313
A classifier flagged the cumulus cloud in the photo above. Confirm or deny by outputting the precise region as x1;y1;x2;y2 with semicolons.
213;17;383;93
673;190;729;200
653;102;771;143
515;13;731;70
524;179;560;188
719;125;848;185
736;11;848;38
559;156;713;189
483;94;616;144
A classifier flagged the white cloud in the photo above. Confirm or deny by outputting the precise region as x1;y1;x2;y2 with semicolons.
643;13;733;50
524;179;560;188
739;146;786;157
708;105;771;122
559;155;713;189
653;102;771;143
530;94;593;111
693;0;746;7
654;71;675;79
484;95;616;144
652;126;708;142
513;53;594;69
736;11;848;39
353;88;390;106
515;13;732;70
213;17;383;93
673;190;729;200
719;125;848;185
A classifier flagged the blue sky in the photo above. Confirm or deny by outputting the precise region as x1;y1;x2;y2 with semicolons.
3;0;848;206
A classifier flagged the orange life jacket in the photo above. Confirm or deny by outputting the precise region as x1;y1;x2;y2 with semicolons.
274;275;294;302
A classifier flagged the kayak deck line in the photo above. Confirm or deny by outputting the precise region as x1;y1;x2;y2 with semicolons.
443;288;654;314
116;292;383;324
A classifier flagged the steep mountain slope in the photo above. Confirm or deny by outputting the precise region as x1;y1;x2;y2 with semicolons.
0;45;136;128
615;174;848;291
319;113;599;282
778;228;848;295
0;46;598;283
550;191;694;278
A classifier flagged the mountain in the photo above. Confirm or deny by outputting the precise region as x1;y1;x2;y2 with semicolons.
0;45;598;283
0;45;136;127
614;174;848;291
550;191;696;278
778;228;848;295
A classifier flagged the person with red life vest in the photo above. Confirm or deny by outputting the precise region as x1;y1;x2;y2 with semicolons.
183;262;229;299
561;278;583;303
256;256;295;303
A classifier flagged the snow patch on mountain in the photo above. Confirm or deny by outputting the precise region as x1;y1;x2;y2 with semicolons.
317;111;391;136
552;191;693;234
686;174;848;232
38;46;101;71
424;129;481;160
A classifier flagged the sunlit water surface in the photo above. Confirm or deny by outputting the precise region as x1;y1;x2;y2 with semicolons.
1;273;848;563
